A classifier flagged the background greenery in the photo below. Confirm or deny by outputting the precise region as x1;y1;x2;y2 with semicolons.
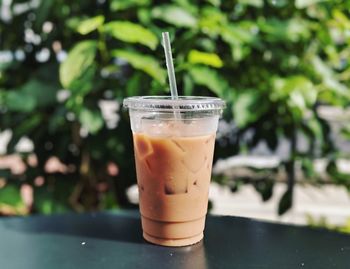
0;0;349;217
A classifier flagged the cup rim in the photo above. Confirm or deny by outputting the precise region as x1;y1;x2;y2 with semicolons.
123;96;226;112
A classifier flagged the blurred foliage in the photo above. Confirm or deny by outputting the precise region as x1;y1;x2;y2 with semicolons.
307;215;350;234
0;0;350;215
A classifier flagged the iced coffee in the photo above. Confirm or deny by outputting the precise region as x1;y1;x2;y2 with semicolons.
123;96;225;246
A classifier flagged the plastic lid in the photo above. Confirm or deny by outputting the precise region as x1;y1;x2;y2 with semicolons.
123;96;226;112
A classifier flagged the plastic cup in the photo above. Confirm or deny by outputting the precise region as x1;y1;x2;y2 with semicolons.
123;96;225;247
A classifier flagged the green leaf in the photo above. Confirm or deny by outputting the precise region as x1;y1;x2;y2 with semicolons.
137;8;152;24
233;90;267;128
221;24;257;46
69;65;97;97
273;76;316;99
326;160;350;185
295;0;329;9
188;50;223;68
341;125;350;140
14;114;42;137
332;9;350;29
19;79;58;107
311;56;350;100
126;73;142;96
301;157;315;178
33;187;53;214
103;21;158;50
48;107;66;134
33;184;71;215
152;5;197;28
6;91;36;112
205;0;221;7
67;17;81;30
112;50;166;83
238;0;264;8
4;79;58;112
258;18;310;42
278;189;292;215
230;45;251;62
267;0;288;7
0;61;13;71
100;191;119;210
304;117;323;142
199;6;227;37
254;180;274;202
110;0;149;11
71;16;105;35
173;0;199;13
79;108;104;134
189;66;229;97
220;23;257;61
0;184;23;208
272;76;317;113
59;40;97;89
183;74;194;96
38;199;54;214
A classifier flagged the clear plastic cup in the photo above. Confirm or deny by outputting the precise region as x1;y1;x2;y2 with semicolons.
123;96;225;246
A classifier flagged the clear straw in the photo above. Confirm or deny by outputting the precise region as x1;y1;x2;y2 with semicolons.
162;32;178;100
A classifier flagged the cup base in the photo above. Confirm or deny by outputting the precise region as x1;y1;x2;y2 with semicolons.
143;232;203;247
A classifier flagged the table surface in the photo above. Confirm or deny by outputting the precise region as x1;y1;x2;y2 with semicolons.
0;211;349;269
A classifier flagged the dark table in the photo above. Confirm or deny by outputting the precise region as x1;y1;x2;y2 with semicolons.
0;211;349;269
